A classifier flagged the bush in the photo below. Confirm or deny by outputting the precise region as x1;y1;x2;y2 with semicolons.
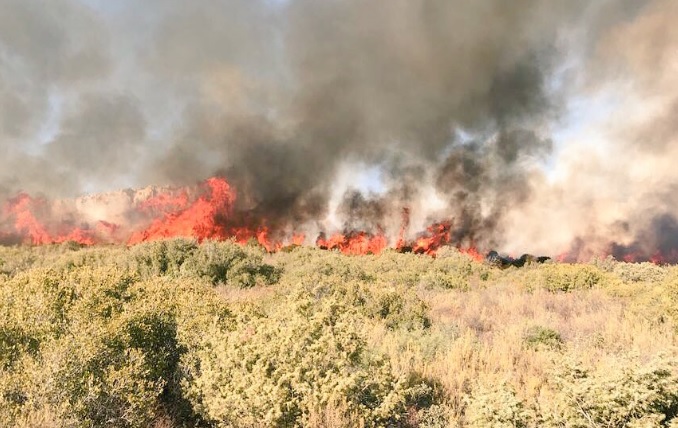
613;262;668;284
523;326;563;350
0;325;39;370
370;289;432;331
1;240;677;427
0;265;225;427
129;238;198;277
127;239;280;287
182;292;422;427
463;381;532;428
541;354;678;427
540;264;605;292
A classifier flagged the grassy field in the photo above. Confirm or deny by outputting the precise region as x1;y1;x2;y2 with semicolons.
1;239;677;427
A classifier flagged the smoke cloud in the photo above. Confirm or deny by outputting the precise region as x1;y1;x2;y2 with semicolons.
0;0;675;259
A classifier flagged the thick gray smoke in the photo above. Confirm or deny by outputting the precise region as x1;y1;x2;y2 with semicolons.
1;0;675;258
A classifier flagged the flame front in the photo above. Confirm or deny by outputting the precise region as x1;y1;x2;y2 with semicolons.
0;177;477;257
316;230;388;255
128;177;235;245
2;193;96;245
5;176;675;262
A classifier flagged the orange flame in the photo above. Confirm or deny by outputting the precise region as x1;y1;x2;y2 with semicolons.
128;177;235;244
0;177;509;260
2;193;96;245
316;230;388;255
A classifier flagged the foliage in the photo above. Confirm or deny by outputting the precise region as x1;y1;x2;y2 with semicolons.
130;239;280;287
183;293;420;427
523;325;563;350
0;241;677;427
463;381;532;428
541;354;678;427
539;263;606;292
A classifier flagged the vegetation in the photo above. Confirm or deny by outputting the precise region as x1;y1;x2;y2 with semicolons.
1;239;677;427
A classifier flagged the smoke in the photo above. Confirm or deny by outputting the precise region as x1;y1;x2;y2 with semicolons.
1;0;676;258
501;0;678;259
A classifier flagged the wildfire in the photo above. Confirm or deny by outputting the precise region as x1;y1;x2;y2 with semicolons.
128;177;235;245
0;177;482;259
2;193;97;245
316;230;388;255
4;176;674;263
4;176;675;263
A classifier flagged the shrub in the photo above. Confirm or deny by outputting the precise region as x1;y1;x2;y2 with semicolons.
129;238;198;277
1;241;678;427
0;325;39;370
523;326;563;350
416;404;451;428
541;354;678;427
292;280;432;332
182;292;419;427
182;240;280;287
3;309;172;428
0;264;226;427
463;381;533;428
420;268;470;290
613;262;667;284
125;239;280;287
540;264;605;292
370;289;432;331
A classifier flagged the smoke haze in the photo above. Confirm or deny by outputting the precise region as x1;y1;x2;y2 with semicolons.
0;0;676;259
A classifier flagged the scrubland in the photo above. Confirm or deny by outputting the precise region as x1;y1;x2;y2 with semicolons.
1;239;677;427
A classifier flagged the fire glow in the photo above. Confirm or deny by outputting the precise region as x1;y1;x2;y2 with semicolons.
0;177;480;258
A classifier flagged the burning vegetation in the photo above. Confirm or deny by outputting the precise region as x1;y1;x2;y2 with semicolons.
0;177;482;258
0;175;675;264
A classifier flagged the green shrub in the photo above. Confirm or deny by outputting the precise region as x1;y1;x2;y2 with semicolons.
463;381;533;428
2;309;172;428
416;404;451;428
540;264;605;292
0;263;227;427
291;280;431;332
0;325;39;370
541;354;678;427
590;255;619;273
126;239;280;287
420;268;470;290
2;240;678;427
182;292;420;427
370;289;432;331
523;326;563;350
129;238;198;277
613;262;668;284
182;240;279;287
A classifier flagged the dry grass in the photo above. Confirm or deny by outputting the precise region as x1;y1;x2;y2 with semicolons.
2;242;678;427
215;284;276;303
368;282;678;423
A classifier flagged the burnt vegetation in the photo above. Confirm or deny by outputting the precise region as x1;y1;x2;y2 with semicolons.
485;250;551;269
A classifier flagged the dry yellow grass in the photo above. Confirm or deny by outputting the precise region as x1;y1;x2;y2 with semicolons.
215;284;276;303
2;242;678;427
367;280;678;425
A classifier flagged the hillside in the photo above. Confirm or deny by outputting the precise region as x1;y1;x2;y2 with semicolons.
1;240;677;427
